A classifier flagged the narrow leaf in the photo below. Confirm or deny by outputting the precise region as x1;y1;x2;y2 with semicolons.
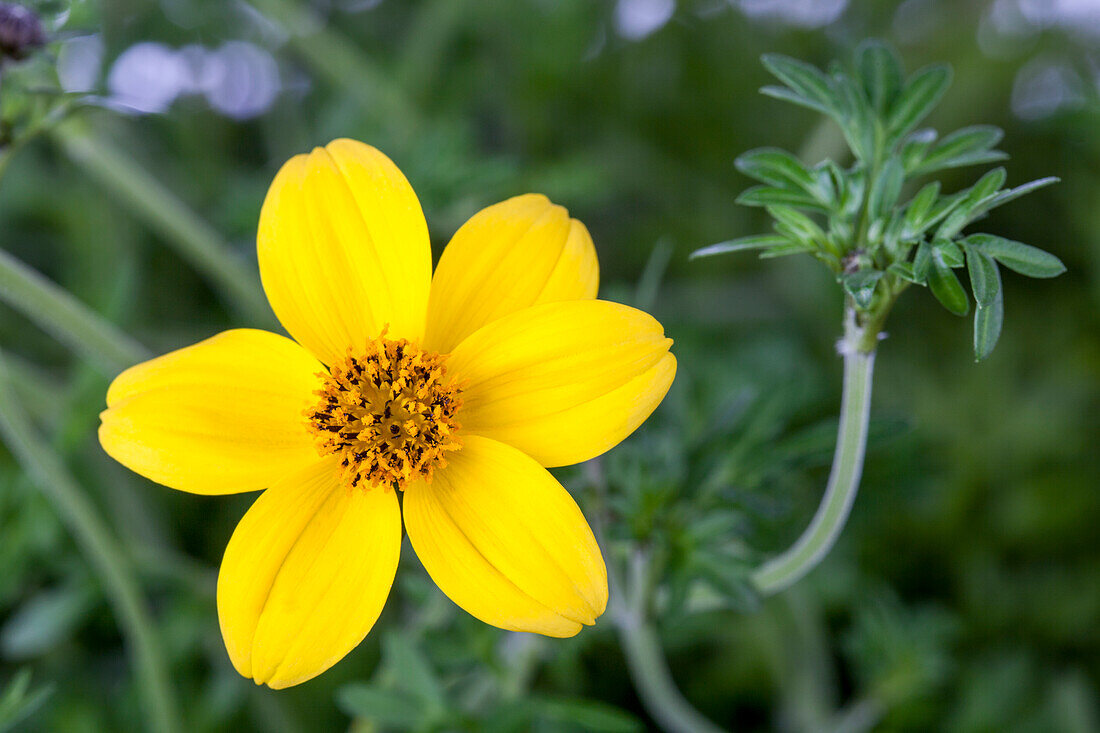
690;235;787;260
887;64;953;141
736;186;829;212
759;242;816;259
964;245;1000;307
761;54;838;117
842;270;883;310
735;148;819;192
912;241;932;281
963;234;1066;278
981;176;1059;212
903;181;941;237
868;157;905;219
933;239;965;268
857;40;904;113
929;254;970;315
900;128;937;171
974;286;1005;361
911;125;1006;174
888;262;922;283
760;85;831;116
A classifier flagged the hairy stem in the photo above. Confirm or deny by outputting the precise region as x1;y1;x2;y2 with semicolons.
752;308;876;595
616;551;726;733
0;350;180;733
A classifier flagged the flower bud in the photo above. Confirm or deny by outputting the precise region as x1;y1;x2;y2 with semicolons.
0;3;46;61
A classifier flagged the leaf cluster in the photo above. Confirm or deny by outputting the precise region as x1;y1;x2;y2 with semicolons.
692;40;1065;360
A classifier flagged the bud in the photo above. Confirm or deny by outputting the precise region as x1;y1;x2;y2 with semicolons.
0;3;46;61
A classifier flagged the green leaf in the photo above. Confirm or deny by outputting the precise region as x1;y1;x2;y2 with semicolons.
973;286;1005;361
736;186;830;212
383;632;446;712
980;176;1059;212
690;234;787;260
759;241;816;259
336;684;426;728
929;253;970;315
910;125;1006;174
887;64;952;142
888;261;922;283
933;239;964;268
766;204;825;243
533;697;644;733
966;167;1008;206
902;181;941;237
735;147;819;193
912;240;932;281
842;269;884;310
761;54;838;117
857;39;904;113
964;245;1001;307
963;234;1067;278
900;128;937;171
868;157;905;219
0;670;54;733
760;84;831;116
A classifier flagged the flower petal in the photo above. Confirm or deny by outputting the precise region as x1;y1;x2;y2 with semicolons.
404;435;606;636
218;458;401;689
446;300;675;467
99;329;322;494
258;139;432;364
423;194;598;354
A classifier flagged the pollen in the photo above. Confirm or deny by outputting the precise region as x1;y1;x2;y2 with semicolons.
304;332;463;491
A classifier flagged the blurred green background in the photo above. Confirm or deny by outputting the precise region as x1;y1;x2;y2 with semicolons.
1;0;1098;730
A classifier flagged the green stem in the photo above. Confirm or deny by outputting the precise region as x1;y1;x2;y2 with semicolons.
615;551;726;733
0;350;180;733
0;248;150;375
752;308;876;595
52;124;272;325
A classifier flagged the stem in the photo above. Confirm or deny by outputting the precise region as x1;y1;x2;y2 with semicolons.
584;459;726;733
752;308;876;595
616;551;726;733
52;124;272;325
0;248;150;375
0;350;180;733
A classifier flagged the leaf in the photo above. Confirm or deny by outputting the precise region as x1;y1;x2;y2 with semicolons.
933;239;964;268
963;234;1067;278
383;632;446;712
533;696;644;733
759;241;816;259
0;671;54;733
964;245;1000;307
736;186;830;212
842;269;884;310
929;253;970;315
980;176;1059;212
912;240;932;281
965;167;1008;206
900;128;937;171
911;125;1007;174
690;234;787;260
974;286;1005;361
336;684;427;728
867;157;905;219
735;148;819;193
902;181;941;237
760;85;831;116
887;64;953;142
767;204;824;243
888;261;922;284
857;39;904;113
761;54;839;118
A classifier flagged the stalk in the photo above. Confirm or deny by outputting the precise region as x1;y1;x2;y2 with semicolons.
752;308;875;595
52;124;272;325
0;248;150;375
0;350;180;733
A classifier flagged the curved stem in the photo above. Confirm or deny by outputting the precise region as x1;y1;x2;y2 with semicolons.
616;551;726;733
0;350;180;733
0;248;149;376
752;309;876;595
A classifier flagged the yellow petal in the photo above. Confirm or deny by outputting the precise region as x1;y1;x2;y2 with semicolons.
423;194;598;354
404;435;606;636
218;458;401;689
99;329;322;494
258;139;432;364
447;300;675;467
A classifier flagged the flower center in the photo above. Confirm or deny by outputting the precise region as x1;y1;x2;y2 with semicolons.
305;333;463;491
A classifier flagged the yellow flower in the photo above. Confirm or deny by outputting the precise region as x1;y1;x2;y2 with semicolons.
98;139;676;688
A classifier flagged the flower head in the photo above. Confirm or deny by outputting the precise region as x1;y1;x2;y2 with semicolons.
99;139;675;688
